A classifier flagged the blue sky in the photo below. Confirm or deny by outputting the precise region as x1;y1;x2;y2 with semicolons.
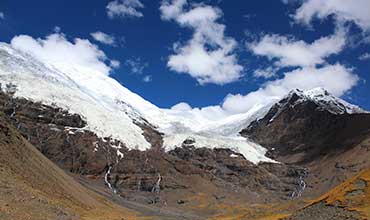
0;0;369;111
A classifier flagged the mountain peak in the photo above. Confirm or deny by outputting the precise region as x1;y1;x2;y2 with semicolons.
284;87;366;115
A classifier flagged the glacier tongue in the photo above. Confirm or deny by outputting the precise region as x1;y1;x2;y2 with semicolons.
0;42;277;164
163;133;276;164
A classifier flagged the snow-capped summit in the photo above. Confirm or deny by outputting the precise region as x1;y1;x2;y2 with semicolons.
286;88;366;115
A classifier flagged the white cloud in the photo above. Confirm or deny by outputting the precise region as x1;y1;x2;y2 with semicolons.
292;0;370;32
0;12;5;19
171;102;192;111
253;66;278;79
160;0;187;20
222;64;358;113
359;53;370;61
110;59;121;68
125;57;148;74
160;0;243;85
249;30;346;68
10;33;118;76
107;0;144;19
171;63;358;117
142;75;152;82
91;31;116;46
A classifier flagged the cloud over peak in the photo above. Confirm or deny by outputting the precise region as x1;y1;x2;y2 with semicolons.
223;63;358;114
160;0;243;85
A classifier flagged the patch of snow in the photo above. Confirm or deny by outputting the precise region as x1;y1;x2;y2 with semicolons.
163;133;276;164
110;143;124;159
116;149;124;159
93;142;99;152
200;102;277;136
50;127;61;132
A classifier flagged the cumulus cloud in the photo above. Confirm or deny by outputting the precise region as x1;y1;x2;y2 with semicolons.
90;31;116;46
222;64;358;113
171;102;193;111
359;53;370;61
249;30;346;68
172;63;358;117
10;33;118;76
160;0;187;20
160;0;243;85
292;0;370;32
107;0;144;19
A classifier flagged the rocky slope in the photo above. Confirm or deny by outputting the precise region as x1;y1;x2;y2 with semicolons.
0;112;142;220
0;89;309;219
241;88;370;201
241;88;370;164
285;167;370;220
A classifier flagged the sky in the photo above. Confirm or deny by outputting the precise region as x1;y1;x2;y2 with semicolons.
0;0;370;114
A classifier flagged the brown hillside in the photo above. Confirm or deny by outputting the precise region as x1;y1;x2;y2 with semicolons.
0;112;142;220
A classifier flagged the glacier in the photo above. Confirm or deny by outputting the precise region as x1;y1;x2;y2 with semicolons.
0;42;364;164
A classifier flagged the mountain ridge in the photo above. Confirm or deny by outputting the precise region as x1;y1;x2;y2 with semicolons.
0;42;278;164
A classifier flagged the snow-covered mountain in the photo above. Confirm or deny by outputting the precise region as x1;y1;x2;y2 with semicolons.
0;43;366;164
296;88;366;114
0;43;277;164
267;88;367;122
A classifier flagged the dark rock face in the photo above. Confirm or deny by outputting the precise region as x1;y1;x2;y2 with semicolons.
0;91;126;175
167;143;307;201
0;91;306;204
241;92;370;164
105;143;307;202
240;91;370;199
